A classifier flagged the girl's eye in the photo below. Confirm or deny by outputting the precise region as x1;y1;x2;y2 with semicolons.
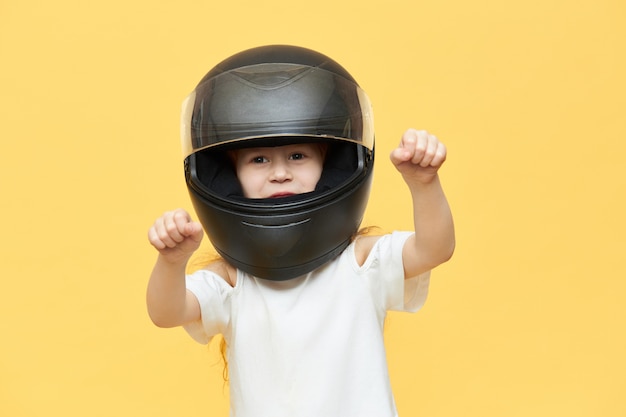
289;153;305;160
251;156;268;164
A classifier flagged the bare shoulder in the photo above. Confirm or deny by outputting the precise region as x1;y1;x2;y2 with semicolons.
353;235;382;267
204;259;238;287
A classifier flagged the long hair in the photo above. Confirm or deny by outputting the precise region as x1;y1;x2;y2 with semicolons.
218;336;229;383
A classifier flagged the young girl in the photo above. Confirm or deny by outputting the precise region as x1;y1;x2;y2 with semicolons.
147;45;454;417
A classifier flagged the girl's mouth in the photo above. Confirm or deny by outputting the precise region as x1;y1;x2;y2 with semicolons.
270;192;295;198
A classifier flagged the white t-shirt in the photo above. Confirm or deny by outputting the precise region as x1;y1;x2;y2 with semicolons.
184;231;430;417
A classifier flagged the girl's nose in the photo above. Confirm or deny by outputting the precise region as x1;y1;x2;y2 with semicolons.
270;161;292;182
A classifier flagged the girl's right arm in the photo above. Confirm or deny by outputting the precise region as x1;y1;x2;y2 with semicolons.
146;209;204;328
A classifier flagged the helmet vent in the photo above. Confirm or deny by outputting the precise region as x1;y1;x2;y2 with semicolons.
242;218;311;258
231;64;311;89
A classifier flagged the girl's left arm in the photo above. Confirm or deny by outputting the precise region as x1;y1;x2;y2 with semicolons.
389;129;455;278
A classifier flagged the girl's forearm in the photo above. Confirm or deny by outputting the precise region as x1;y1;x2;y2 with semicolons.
146;256;190;328
408;175;455;269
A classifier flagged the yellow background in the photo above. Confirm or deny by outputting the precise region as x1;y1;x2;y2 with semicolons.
1;0;624;416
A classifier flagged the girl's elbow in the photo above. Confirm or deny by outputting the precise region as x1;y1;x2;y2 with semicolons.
443;240;455;262
430;241;455;269
147;309;181;329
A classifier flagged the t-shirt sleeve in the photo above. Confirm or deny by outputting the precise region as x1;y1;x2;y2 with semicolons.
183;270;232;344
366;231;431;313
402;270;430;313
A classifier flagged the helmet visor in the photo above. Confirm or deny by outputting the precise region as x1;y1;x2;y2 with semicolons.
181;63;374;158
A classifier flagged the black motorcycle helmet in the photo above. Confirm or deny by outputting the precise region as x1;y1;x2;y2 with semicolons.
182;45;375;280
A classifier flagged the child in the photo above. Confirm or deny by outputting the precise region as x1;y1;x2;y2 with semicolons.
147;45;454;417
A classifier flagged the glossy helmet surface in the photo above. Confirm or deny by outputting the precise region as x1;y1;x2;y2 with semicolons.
182;45;375;280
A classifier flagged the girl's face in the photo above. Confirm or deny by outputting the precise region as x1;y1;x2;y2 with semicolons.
233;143;326;199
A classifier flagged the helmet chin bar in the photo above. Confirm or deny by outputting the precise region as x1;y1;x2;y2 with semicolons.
182;45;375;280
186;148;373;280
